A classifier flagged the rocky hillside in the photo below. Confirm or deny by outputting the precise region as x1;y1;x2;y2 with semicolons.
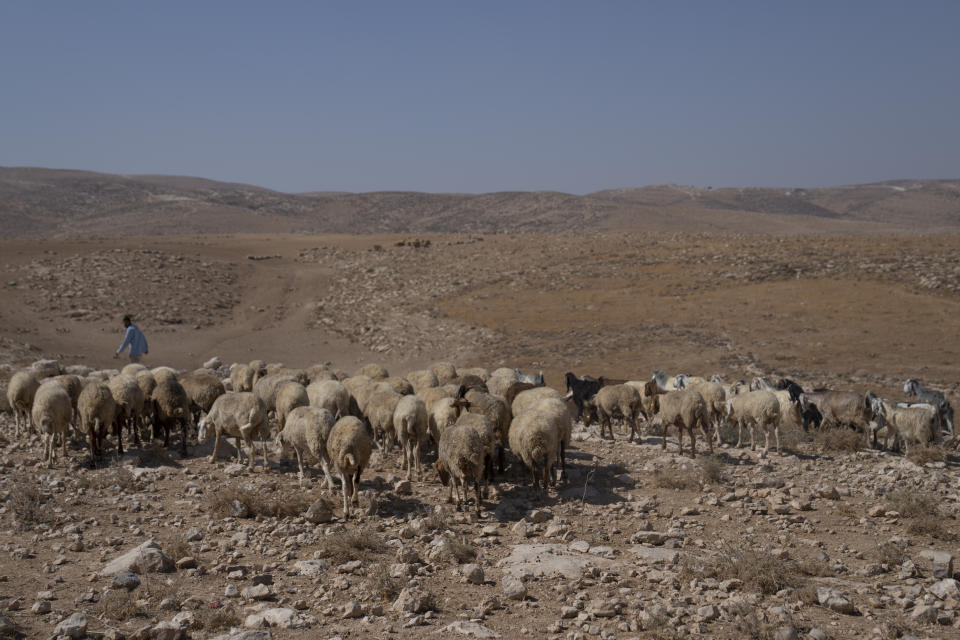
2;167;958;237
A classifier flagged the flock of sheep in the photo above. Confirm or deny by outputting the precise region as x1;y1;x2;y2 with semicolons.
4;359;956;518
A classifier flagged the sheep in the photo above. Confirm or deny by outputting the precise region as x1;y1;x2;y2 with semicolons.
394;395;428;481
727;391;782;454
107;374;145;451
532;397;573;481
6;371;40;437
675;379;727;443
253;373;297;427
78;381;116;457
151;367;179;386
276;405;337;487
587;384;645;442
750;377;803;431
197;392;270;468
343;375;376;416
508;410;559;495
454;412;496;485
135;370;157;428
674;374;708;389
326;416;373;519
491;367;517;379
306;379;350;418
305;364;337;383
179;369;226;424
418;385;458;415
383;377;414;396
51;374;83;429
230;364;253;392
649;389;710;458
453;374;488;394
564;372;604;421
364;385;402;449
904;379;954;435
430;362;458;385
872;399;941;454
121;363;148;377
652;369;680;391
464;389;511;473
248;359;268;387
514;368;545;386
710;375;749;399
152;376;192;455
32;380;73;467
429;396;462;444
486;373;517;398
355;363;389;379
435;422;486;514
405;369;439;394
803;390;874;440
274;381;309;433
457;367;490;381
511;386;562;418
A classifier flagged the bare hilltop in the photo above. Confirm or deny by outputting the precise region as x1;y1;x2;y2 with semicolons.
2;167;959;237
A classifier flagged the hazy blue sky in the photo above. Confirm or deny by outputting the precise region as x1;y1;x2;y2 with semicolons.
1;1;957;193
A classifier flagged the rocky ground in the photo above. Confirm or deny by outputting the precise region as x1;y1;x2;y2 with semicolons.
1;403;958;640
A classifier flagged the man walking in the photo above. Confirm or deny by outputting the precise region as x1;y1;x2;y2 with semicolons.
115;315;148;362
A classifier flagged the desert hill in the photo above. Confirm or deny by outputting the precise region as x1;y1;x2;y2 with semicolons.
1;167;958;237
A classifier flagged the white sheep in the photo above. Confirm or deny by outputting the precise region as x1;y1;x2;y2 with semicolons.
589;384;644;442
6;370;40;437
676;379;727;443
405;369;439;394
197;392;269;469
78;381;116;458
32;380;73;467
274;381;309;433
365;385;402;449
326;416;373;519
649;389;710;457
108;374;146;451
873;399;941;454
306;379;350;418
454;411;497;488
430;361;458;385
727;390;782;454
532;396;573;480
276;405;337;487
435;422;486;514
511;386;562;418
355;363;389;379
508;410;559;495
394;395;428;481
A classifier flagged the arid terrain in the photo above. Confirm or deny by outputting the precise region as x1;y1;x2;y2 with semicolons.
1;170;959;640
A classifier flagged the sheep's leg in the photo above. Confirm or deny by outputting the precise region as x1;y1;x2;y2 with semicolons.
352;467;362;505
260;438;269;473
763;427;770;455
115;418;124;456
661;423;668;450
320;457;336;490
474;477;482;515
774;425;781;454
341;472;352;519
243;434;257;469
294;447;305;487
210;431;221;463
497;445;505;475
404;441;413;482
558;440;566;482
676;423;683;456
749;423;757;451
414;442;422;482
736;420;744;448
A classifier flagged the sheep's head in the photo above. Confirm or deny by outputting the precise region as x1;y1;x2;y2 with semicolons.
903;379;918;395
197;416;211;443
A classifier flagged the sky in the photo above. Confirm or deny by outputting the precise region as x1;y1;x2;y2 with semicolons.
1;1;958;194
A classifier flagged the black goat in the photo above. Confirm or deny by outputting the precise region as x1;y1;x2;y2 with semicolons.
564;372;604;420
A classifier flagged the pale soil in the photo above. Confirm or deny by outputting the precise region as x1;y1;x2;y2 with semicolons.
0;231;958;640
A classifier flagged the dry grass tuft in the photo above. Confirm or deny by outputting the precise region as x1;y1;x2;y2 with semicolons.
814;428;862;453
366;563;403;602
876;539;908;567
703;544;799;595
100;589;149;621
77;466;138;492
8;475;54;528
195;605;242;631
907;445;945;464
162;536;193;563
698;455;725;484
726;601;780;640
206;484;320;519
653;469;699;491
887;489;955;541
316;529;386;565
439;535;478;564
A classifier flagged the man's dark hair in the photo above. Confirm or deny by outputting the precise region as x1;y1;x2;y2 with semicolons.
122;315;131;324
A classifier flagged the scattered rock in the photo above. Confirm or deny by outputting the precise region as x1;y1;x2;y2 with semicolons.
501;575;527;601
53;612;88;639
817;587;856;614
392;587;435;614
101;541;175;575
437;621;501;638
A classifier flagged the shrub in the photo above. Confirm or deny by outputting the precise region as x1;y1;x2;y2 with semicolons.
814;428;862;453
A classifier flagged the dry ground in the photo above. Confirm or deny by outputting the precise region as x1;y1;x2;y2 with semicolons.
1;231;959;640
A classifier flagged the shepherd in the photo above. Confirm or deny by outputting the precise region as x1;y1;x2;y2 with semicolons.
114;314;148;362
